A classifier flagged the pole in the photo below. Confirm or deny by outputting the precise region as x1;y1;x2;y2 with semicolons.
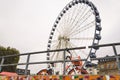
112;45;120;74
63;50;66;75
25;54;30;75
0;57;4;72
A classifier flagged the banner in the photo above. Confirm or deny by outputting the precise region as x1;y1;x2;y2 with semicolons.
0;75;120;80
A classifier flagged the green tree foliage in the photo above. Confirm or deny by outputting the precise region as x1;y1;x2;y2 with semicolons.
0;46;20;72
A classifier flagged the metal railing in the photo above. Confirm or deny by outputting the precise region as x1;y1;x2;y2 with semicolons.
0;42;120;75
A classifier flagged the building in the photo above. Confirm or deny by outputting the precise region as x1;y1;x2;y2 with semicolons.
98;55;119;75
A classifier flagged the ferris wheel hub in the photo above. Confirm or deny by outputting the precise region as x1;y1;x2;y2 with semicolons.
58;36;70;41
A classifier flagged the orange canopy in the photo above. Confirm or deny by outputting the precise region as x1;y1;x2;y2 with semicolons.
0;71;18;77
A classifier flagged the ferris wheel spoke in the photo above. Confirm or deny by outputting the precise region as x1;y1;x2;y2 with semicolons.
68;4;88;34
51;41;62;60
69;20;95;37
57;16;68;35
69;7;92;32
65;9;71;24
58;16;69;36
51;40;59;44
64;12;75;35
76;9;93;27
63;15;68;34
68;4;78;26
51;44;59;50
63;8;77;36
68;10;93;37
63;10;72;34
51;52;56;60
56;28;62;35
69;41;89;59
70;37;94;40
51;40;60;48
52;52;61;61
51;41;63;54
80;50;89;57
68;5;81;28
57;52;62;60
67;41;80;57
69;4;88;30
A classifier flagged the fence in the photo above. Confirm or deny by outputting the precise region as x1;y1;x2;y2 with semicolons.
0;42;120;75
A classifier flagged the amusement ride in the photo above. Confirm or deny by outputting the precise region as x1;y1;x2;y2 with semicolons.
38;0;101;75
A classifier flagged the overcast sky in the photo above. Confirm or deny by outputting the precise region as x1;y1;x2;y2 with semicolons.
0;0;120;73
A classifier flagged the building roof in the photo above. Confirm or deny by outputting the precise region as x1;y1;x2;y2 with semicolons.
98;54;120;63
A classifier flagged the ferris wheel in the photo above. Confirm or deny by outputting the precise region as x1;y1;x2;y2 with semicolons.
44;0;101;75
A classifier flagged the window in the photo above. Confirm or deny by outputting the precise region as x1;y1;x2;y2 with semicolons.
100;65;104;69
